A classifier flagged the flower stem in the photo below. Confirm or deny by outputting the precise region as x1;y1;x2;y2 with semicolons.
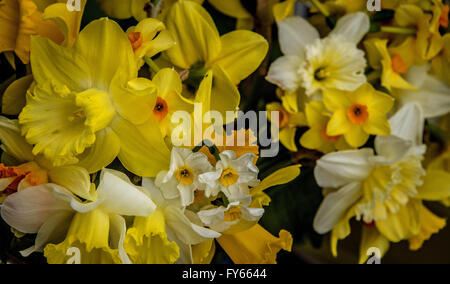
311;0;330;17
144;56;160;73
380;26;416;35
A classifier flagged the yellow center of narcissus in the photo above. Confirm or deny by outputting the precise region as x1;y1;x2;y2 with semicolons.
128;32;143;51
391;54;408;75
224;206;243;222
176;167;194;185
153;96;169;121
220;168;239;187
347;104;369;125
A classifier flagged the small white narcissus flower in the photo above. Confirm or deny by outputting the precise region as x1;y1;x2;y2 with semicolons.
199;150;260;202
156;147;212;207
198;200;265;233
267;12;370;96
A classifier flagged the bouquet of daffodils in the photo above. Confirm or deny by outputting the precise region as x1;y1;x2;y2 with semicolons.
0;0;449;265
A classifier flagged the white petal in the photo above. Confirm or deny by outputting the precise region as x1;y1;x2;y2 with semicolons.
97;170;156;216
241;207;265;221
1;185;71;234
21;211;74;257
374;135;412;165
48;166;96;201
49;184;103;213
400;73;450;118
315;149;374;188
158;174;181;200
388;103;425;145
278;16;319;56
177;184;195;207
266;56;303;92
313;182;362;234
109;214;132;264
142;177;166;206
165;206;220;245
330;12;370;44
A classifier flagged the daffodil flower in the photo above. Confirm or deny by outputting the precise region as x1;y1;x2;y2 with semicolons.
0;0;86;64
0;116;96;203
313;103;450;263
364;38;418;91
199;150;259;202
1;169;156;263
126;18;175;68
156;147;212;207
323;83;394;148
128;177;221;264
164;0;268;121
266;12;369;96
18;18;171;177
198;201;264;233
300;100;351;154
396;65;450;118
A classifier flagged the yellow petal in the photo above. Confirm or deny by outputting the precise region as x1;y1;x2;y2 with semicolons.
416;170;450;201
112;117;170;177
327;109;351;137
251;165;301;196
124;210;179;264
97;0;133;19
359;226;390;264
218;225;293;264
376;200;421;243
273;0;296;22
165;0;221;69
208;0;252;19
409;204;446;251
75;127;121;174
192;239;215;264
0;116;34;162
48;165;97;201
279;127;298;152
210;64;241;124
2;75;33;115
213;30;268;85
43;0;86;47
344;125;370;148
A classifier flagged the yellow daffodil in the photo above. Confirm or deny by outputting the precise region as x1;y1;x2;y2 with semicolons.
364;38;417;91
300;101;351;154
126;18;175;68
389;4;444;66
395;65;450;118
132;176;221;264
273;0;296;22
165;0;268;121
267;13;369;96
0;0;86;64
18;18;171;177
267;102;307;152
1;169;157;263
96;0;150;21
313;103;450;263
126;68;193;137
217;225;293;264
0;116;96;203
323;83;394;148
431;34;450;85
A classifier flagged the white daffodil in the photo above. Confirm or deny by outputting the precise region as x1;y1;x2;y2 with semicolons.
199;150;259;202
396;65;450;118
131;178;221;264
197;200;264;233
267;12;369;96
1;169;156;264
313;102;427;233
155;147;212;207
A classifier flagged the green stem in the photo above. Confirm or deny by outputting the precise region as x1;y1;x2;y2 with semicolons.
380;26;416;35
311;0;330;17
144;56;160;73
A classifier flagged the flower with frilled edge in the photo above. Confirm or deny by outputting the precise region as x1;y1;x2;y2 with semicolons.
127;177;220;264
18;18;171;177
1;169;156;263
313;103;450;263
266;12;369;96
